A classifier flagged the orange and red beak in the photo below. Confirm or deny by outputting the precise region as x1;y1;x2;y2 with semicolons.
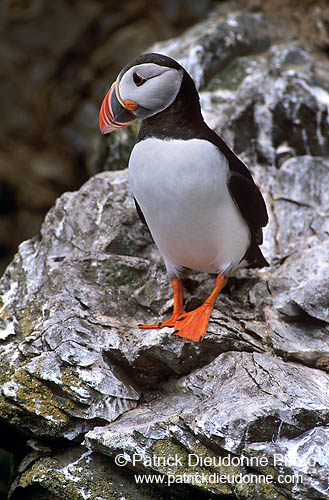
99;82;138;134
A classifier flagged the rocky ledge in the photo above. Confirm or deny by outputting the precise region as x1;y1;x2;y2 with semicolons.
1;7;329;500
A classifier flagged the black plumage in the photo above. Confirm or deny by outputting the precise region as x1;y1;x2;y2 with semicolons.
130;53;269;269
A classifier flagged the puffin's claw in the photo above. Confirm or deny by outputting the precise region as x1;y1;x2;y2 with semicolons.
138;305;210;340
138;275;227;342
171;303;213;341
138;314;183;330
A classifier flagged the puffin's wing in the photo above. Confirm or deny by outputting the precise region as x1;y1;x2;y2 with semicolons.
228;167;269;268
206;128;268;238
228;171;268;245
204;127;269;267
134;197;147;224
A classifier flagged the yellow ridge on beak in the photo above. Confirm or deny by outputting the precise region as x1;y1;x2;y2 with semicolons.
124;100;139;111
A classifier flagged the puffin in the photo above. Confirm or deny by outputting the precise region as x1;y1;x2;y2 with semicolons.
99;52;269;342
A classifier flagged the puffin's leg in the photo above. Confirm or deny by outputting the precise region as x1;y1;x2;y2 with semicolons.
174;274;227;342
138;278;186;329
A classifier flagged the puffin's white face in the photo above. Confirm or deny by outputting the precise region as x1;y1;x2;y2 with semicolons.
118;63;183;119
99;62;183;134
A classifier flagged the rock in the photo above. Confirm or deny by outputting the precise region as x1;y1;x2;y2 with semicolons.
272;157;329;255
86;352;329;499
1;6;329;500
12;445;171;500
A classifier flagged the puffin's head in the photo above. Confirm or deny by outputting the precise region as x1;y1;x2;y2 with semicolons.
99;53;184;134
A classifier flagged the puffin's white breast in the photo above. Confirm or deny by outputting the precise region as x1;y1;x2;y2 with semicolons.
128;138;250;277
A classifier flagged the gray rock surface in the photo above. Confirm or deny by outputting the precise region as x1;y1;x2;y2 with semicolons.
0;6;329;500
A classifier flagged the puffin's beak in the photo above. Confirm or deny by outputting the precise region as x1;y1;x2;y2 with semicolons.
99;82;138;134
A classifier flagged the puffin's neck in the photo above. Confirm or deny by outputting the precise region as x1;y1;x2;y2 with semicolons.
137;70;206;142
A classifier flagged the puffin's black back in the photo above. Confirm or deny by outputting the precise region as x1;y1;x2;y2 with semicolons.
128;53;269;269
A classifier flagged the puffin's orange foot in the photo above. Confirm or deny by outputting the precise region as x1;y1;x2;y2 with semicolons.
138;311;186;330
172;303;213;342
138;275;227;342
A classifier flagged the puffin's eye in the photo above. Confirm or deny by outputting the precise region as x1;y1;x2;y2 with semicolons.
133;72;146;87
